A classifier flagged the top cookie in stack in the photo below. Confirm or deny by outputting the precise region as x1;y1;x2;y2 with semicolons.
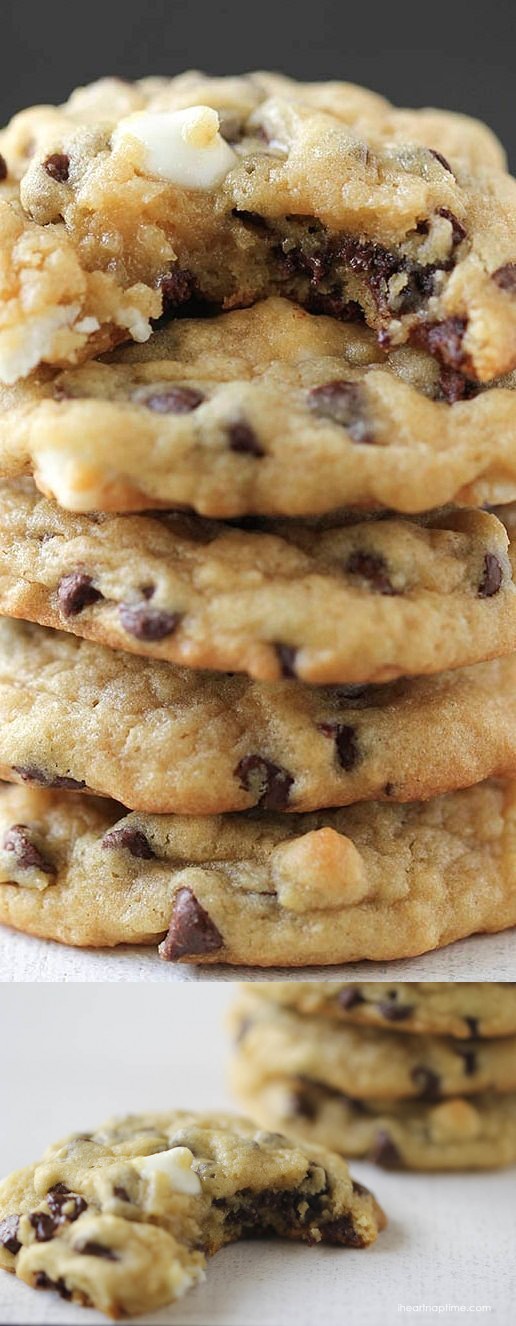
0;73;515;969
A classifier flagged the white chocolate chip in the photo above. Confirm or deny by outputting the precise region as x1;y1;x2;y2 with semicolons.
133;1146;202;1194
111;107;237;189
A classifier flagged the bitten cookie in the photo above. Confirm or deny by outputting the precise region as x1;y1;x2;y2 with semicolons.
0;1108;385;1316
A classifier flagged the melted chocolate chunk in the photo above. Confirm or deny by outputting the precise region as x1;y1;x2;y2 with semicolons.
102;825;155;859
235;754;294;809
0;154;7;181
318;723;359;772
414;318;468;371
12;766;86;791
3;824;55;874
58;572;103;618
0;1214;21;1254
346;550;396;595
160;886;223;961
478;553;503;597
34;1271;72;1300
369;1130;403;1168
411;1066;442;1099
438;368;479;404
46;1184;87;1222
492;263;516;293
275;644;298;678
43;152;70;183
29;1212;59;1242
321;1215;367;1247
139;385;205;414
119;602;181;641
338;986;365;1010
158;268;196;311
75;1240;118;1261
429;149;454;176
228;421;265;457
308;380;373;442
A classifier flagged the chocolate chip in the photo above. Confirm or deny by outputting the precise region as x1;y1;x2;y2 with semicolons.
492;263;516;293
34;1271;72;1300
0;1215;21;1254
478;553;503;597
318;723;359;772
454;1045;478;1075
3;824;55;874
465;1017;479;1038
437;208;466;246
322;1215;366;1247
43;152;70;183
58;572;103;618
438;368;479;404
29;1212;58;1242
47;1185;87;1222
275;644;298;678
411;1066;442;1099
119;602;181;641
139;385;204;414
75;1240;118;1261
0;154;7;181
228;421;265;457
346;550;396;595
377;998;414;1022
113;1186;131;1202
369;1130;403;1168
338;987;365;1011
351;1179;370;1197
158;268;195;311
290;1084;319;1121
235;754;294;809
308;381;373;442
414;318;468;371
102;825;155;859
12;766;86;791
160;886;223;961
429;149;454;175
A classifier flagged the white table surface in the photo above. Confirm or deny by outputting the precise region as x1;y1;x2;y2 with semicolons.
1;923;515;982
0;984;514;1326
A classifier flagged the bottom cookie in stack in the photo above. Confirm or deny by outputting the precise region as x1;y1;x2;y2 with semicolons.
230;986;516;1169
0;780;515;965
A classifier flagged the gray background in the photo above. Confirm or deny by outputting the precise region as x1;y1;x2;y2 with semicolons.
2;0;515;164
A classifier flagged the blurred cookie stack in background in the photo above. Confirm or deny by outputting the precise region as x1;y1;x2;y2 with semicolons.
0;73;515;968
231;983;516;1167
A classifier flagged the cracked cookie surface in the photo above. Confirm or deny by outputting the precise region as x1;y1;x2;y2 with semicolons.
0;482;514;684
0;1108;385;1317
0;780;514;964
0;73;515;382
1;302;516;517
1;621;516;813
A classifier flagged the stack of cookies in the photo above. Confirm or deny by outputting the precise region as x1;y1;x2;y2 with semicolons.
231;983;516;1168
0;72;515;966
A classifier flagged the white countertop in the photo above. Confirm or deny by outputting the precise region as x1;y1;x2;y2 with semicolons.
1;923;515;982
0;984;514;1326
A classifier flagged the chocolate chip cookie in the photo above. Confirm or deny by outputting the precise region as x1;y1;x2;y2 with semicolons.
0;73;515;382
0;1108;385;1316
2;301;516;517
232;1071;516;1170
1;620;516;814
231;995;516;1098
0;779;514;964
250;983;516;1039
1;482;513;684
